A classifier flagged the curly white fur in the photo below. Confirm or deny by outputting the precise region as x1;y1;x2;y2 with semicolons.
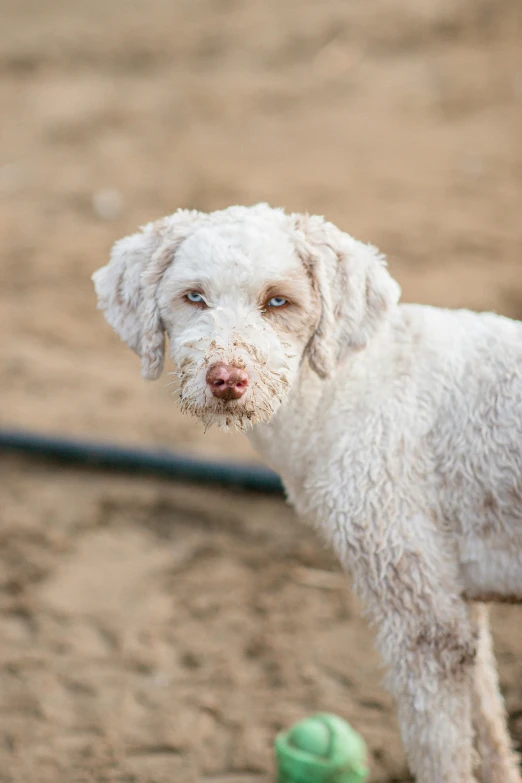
93;203;522;783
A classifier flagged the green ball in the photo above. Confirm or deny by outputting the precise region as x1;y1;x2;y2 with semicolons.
275;713;369;783
288;717;331;758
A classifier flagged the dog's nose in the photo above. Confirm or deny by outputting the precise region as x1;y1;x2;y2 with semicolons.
206;363;249;400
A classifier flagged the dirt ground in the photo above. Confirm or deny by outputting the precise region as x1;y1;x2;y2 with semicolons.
1;0;522;781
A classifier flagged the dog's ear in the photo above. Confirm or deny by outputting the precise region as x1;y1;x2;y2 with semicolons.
291;213;401;379
92;210;204;380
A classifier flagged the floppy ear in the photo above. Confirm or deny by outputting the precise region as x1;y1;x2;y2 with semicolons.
291;213;401;379
92;210;204;380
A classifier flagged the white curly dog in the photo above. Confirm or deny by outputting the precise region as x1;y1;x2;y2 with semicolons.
93;203;522;783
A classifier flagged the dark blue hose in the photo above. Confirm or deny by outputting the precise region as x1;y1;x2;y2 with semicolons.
0;428;284;495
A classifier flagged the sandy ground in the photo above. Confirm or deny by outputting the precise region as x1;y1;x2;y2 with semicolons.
1;0;521;780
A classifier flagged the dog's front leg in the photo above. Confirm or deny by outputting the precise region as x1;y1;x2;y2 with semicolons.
469;603;521;783
340;524;479;783
379;599;479;781
378;606;478;782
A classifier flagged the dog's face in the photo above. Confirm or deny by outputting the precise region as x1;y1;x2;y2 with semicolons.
157;217;320;429
92;204;400;431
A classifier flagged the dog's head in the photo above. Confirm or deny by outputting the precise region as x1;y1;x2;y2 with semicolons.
92;203;400;430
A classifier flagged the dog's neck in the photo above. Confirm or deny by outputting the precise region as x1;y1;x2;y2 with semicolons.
246;346;362;489
246;307;404;494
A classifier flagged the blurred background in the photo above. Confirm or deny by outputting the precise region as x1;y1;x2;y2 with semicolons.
0;0;521;781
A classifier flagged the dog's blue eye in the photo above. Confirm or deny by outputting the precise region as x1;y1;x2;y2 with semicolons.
186;292;204;304
268;296;287;308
